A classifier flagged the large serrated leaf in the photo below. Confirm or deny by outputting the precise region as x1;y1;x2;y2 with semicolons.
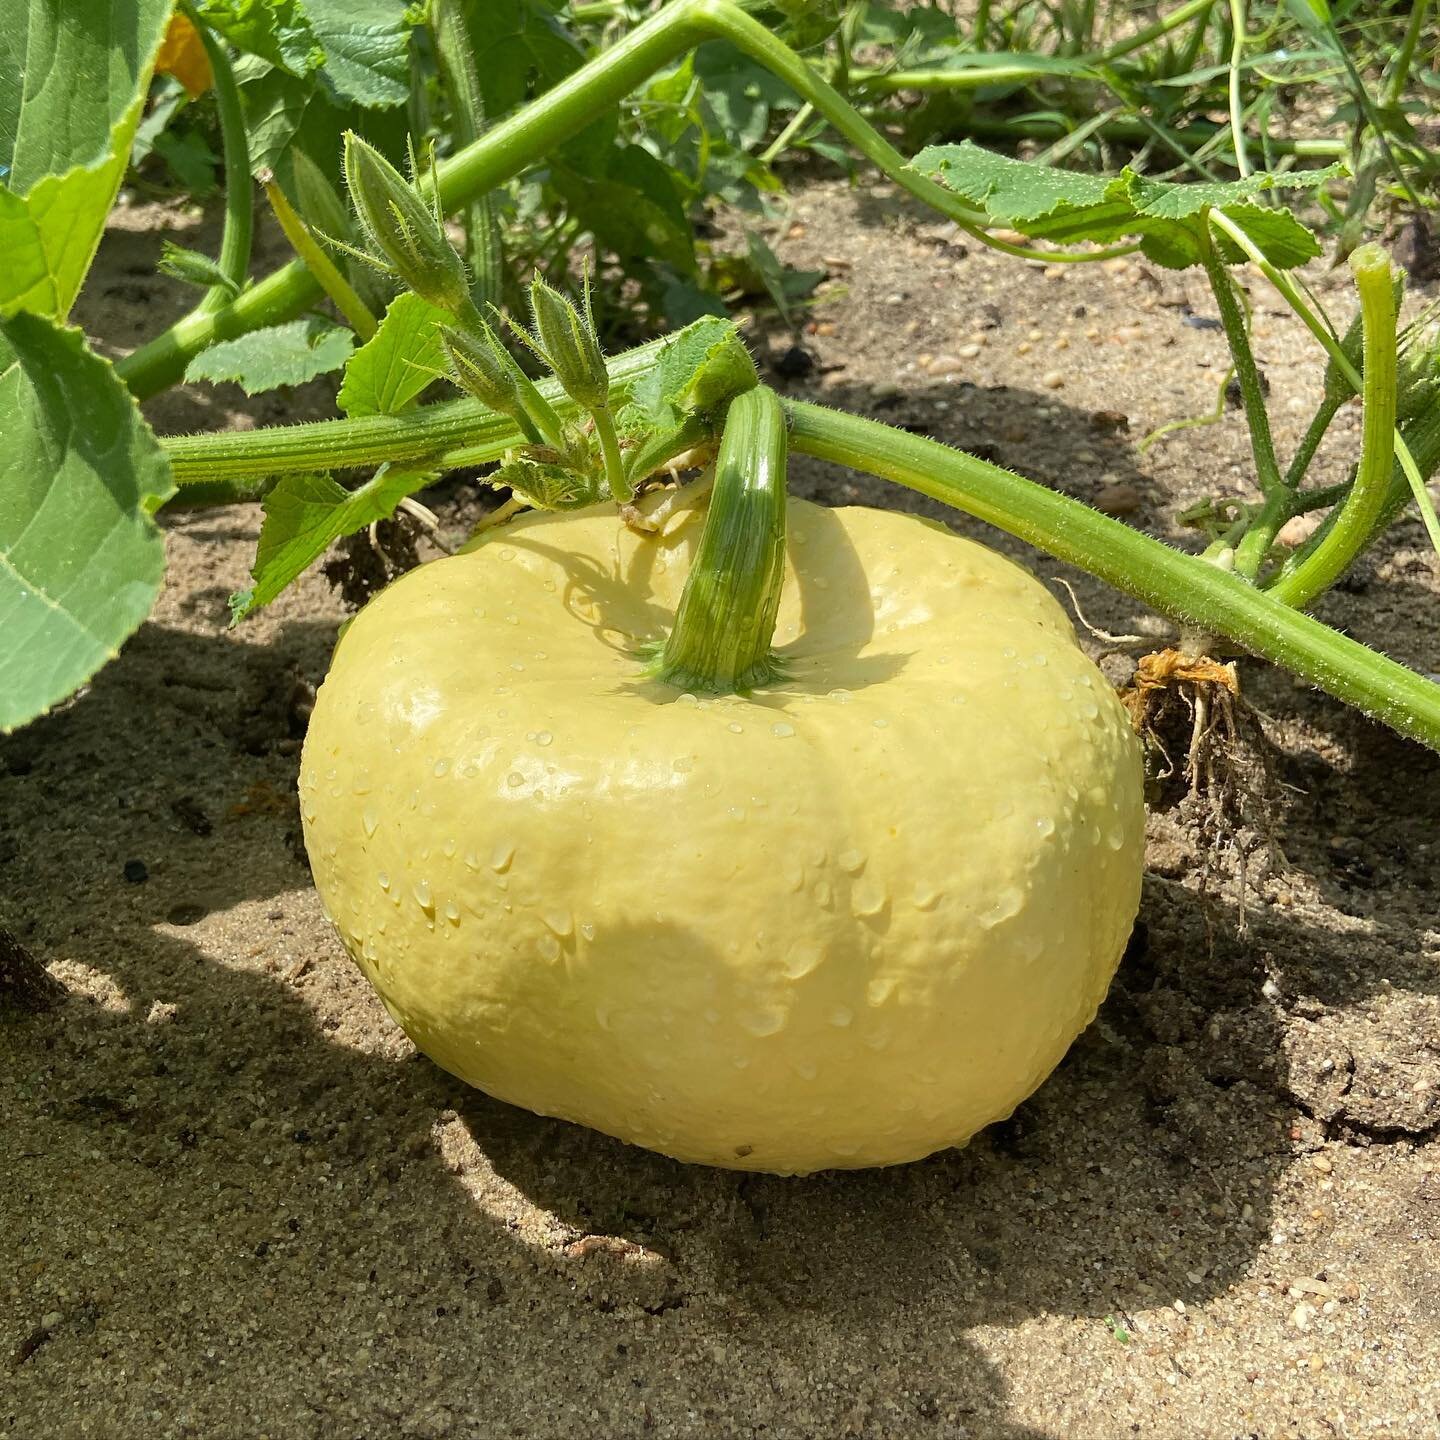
185;318;355;393
910;141;1341;269
623;316;757;430
0;0;173;320
201;0;413;107
0;314;174;733
230;466;431;619
338;293;447;416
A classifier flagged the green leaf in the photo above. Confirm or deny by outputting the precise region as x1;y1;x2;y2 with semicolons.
338;292;447;416
623;316;758;430
185;318;356;393
741;230;826;330
0;313;174;733
201;0;414;107
0;0;173;187
231;465;430;619
468;0;584;120
910;141;1341;269
0;0;173;320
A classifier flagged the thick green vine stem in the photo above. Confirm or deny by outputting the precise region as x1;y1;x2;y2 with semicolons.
1267;245;1399;609
655;386;788;693
784;401;1440;752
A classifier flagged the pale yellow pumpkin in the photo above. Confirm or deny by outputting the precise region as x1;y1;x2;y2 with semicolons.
300;489;1145;1174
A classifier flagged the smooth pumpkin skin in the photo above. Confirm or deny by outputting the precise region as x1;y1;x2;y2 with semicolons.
300;491;1145;1174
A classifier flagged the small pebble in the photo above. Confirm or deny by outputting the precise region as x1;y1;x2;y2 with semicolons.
123;859;148;885
1041;370;1065;390
1095;483;1141;516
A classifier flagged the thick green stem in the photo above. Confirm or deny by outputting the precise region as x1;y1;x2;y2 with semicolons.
181;5;252;312
657;387;788;693
119;0;1137;398
785;401;1440;752
159;333;675;484
1267;246;1398;609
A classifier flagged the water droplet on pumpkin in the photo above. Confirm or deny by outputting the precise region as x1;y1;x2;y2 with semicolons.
838;848;865;874
580;922;596;942
672;756;693;773
872;717;889;729
727;721;743;734
1035;815;1056;838
813;880;834;909
535;730;553;747
783;944;823;979
506;771;525;788
852;881;887;918
867;976;896;1007
490;842;514;872
538;933;561;963
980;885;1024;928
829;1006;853;1028
771;721;795;738
377;871;391;892
443;902;461;925
542;907;573;938
739;1005;787;1038
433;759;450;777
912;883;941;911
362;807;379;837
413;880;434;911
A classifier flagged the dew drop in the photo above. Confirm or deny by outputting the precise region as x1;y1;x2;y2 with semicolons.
867;976;896;1008
433;759;450;777
1034;815;1056;838
782;944;823;979
542;907;573;938
739;1004;787;1038
490;841;515;873
813;880;834;909
979;885;1024;929
838;848;866;875
872;717;889;729
771;721;795;738
912;883;941;911
852;881;888;918
538;933;561;963
362;807;379;837
506;771;525;788
443;901;461;925
377;871;391;892
672;756;693;774
442;837;457;857
463;850;481;870
535;730;553;747
727;721;744;734
829;1006;854;1028
580;922;596;942
413;880;434;911
791;1058;818;1081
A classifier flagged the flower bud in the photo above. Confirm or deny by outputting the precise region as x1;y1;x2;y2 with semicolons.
343;133;471;314
440;321;521;416
527;277;609;410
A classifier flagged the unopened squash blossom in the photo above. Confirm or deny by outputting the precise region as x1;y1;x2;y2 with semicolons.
301;387;1145;1174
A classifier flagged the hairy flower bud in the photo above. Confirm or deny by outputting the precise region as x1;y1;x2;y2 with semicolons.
527;277;609;410
440;321;522;416
343;133;471;314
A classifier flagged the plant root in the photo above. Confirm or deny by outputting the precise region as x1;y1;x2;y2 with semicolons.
1120;648;1284;928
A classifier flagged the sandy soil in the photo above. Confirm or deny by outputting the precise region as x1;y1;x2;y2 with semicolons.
3;179;1439;1440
